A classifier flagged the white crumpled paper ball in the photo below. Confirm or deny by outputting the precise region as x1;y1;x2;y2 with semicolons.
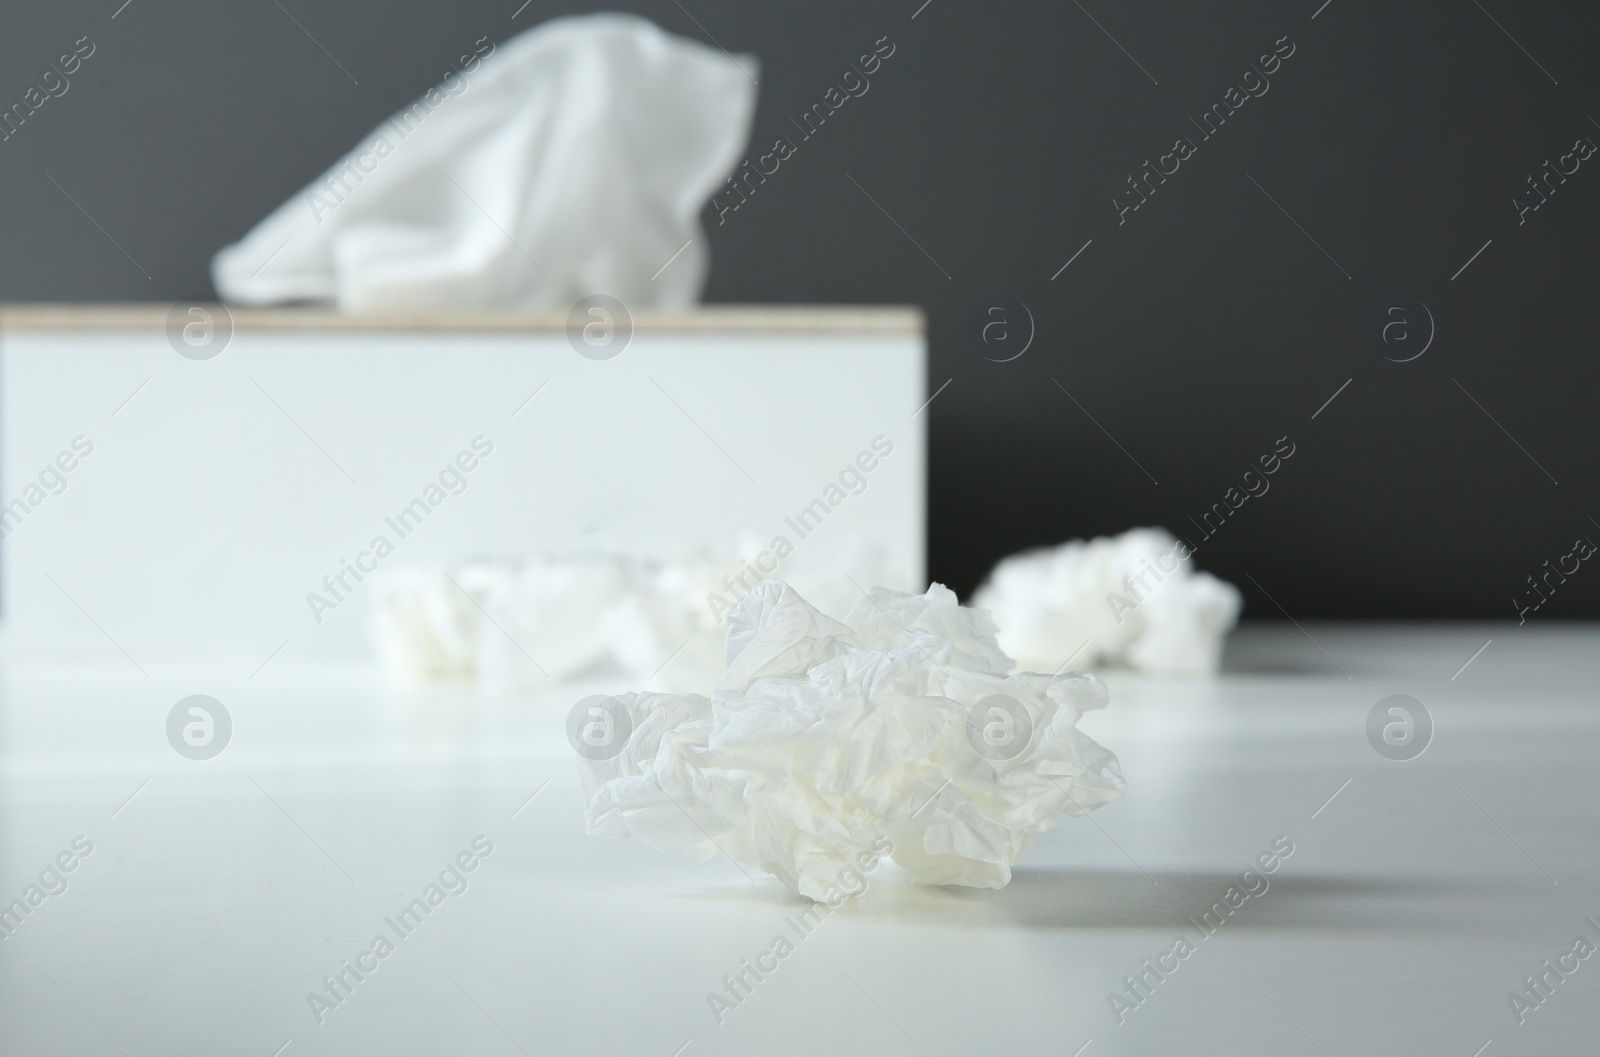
972;528;1241;675
572;580;1125;900
370;541;892;691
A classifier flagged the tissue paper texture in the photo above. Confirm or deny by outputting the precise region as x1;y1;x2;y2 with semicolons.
972;528;1241;675
574;580;1124;899
213;13;757;310
371;542;888;692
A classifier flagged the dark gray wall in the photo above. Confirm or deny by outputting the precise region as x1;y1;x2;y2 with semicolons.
3;0;1596;618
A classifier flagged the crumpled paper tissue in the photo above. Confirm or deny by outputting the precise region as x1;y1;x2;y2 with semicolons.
572;580;1125;900
972;527;1241;675
371;542;889;692
212;13;757;309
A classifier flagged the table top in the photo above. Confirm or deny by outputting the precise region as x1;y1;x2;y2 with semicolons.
1;623;1595;1057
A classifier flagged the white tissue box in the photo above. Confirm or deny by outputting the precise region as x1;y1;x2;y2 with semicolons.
0;304;925;664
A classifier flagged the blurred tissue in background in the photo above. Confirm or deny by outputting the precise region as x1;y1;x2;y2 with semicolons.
212;13;758;310
372;541;888;693
973;528;1242;675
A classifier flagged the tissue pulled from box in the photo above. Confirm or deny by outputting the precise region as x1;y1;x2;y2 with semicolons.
572;580;1124;899
212;13;757;310
972;527;1241;675
371;541;889;693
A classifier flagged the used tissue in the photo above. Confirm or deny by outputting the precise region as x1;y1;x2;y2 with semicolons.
572;580;1125;900
371;542;890;692
212;13;758;309
972;528;1241;675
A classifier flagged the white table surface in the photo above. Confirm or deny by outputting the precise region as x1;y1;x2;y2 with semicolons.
1;624;1595;1057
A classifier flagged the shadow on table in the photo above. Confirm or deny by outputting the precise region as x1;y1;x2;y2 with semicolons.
821;867;1488;931
1219;630;1359;677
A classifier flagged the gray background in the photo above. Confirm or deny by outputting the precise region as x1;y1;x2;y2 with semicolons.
1;0;1594;617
